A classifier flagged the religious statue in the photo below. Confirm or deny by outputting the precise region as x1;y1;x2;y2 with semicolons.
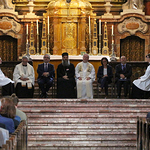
122;0;144;10
0;0;14;10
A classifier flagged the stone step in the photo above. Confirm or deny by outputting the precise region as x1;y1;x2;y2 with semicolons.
27;124;136;129
26;113;145;118
20;108;150;113
18;103;150;108
28;136;136;142
27;118;137;124
28;141;136;148
27;130;136;135
28;147;136;150
28;134;136;139
19;98;150;103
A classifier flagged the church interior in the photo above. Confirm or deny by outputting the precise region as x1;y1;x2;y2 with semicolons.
0;0;150;150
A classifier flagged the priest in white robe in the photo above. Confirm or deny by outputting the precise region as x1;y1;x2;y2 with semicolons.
132;54;150;99
0;57;14;96
13;56;35;98
75;54;95;99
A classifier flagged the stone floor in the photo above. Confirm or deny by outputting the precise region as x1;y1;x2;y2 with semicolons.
17;98;150;150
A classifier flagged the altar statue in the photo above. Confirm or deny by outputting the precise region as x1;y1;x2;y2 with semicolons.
122;0;144;10
0;0;14;9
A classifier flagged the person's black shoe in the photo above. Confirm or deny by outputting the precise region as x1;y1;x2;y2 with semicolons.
44;93;48;98
40;93;44;98
117;96;120;99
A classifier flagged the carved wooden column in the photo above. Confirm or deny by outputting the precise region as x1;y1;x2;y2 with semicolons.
79;17;86;54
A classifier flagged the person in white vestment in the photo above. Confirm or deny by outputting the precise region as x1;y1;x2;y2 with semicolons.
0;57;14;96
132;54;150;99
75;54;95;99
13;56;35;98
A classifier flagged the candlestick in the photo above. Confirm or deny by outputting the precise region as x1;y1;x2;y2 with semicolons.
89;16;91;34
99;19;101;35
48;16;49;35
36;20;38;35
112;40;114;44
112;25;114;35
26;24;28;35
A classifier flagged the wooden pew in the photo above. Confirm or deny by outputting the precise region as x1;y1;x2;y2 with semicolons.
137;116;150;150
0;120;27;150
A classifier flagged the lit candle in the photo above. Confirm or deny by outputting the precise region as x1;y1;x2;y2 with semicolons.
112;40;114;44
26;24;28;35
48;16;49;34
36;20;38;34
112;25;114;35
89;16;91;34
99;19;101;35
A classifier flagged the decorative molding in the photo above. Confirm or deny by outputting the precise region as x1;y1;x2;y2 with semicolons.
0;17;21;34
117;17;148;35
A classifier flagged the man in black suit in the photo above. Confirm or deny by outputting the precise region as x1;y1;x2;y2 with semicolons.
37;54;55;98
115;56;132;98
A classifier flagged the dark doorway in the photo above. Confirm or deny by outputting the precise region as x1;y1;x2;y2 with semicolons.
0;35;17;61
120;36;145;61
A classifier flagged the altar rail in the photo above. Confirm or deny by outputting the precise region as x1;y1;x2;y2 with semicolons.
137;117;150;150
0;120;27;150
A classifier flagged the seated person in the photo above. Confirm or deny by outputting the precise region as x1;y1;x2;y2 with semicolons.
97;57;113;97
0;128;9;147
0;97;16;133
115;56;132;98
57;52;76;98
75;54;95;99
132;54;150;99
0;57;14;96
11;93;27;123
13;56;35;98
37;54;55;98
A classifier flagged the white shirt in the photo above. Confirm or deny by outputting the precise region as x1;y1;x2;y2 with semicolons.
103;68;107;76
0;68;14;86
133;65;150;91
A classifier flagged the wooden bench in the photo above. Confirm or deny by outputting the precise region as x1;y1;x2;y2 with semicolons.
0;120;27;150
137;116;150;150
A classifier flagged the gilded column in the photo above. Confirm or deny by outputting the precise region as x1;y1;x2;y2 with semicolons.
79;17;86;54
53;17;60;55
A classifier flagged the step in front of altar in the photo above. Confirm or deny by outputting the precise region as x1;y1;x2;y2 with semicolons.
18;99;150;150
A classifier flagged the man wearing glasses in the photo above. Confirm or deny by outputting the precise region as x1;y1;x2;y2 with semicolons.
37;54;55;98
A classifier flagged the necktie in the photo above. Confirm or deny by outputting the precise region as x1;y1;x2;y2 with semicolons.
45;64;48;71
123;65;125;72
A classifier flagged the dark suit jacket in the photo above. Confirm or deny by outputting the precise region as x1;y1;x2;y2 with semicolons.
115;63;132;82
37;63;55;79
97;65;113;83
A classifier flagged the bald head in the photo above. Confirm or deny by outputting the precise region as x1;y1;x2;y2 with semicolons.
83;54;89;63
121;56;126;64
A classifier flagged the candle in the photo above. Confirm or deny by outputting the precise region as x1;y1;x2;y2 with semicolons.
36;20;38;34
112;40;114;44
99;19;101;35
112;25;114;35
48;16;49;34
89;16;91;34
26;24;28;35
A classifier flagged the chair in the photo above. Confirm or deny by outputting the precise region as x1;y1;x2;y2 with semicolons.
97;78;114;98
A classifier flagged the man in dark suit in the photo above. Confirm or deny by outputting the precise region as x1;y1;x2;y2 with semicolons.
115;56;132;98
37;54;55;98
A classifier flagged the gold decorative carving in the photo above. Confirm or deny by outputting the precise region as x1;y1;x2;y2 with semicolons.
0;17;21;34
118;17;148;35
